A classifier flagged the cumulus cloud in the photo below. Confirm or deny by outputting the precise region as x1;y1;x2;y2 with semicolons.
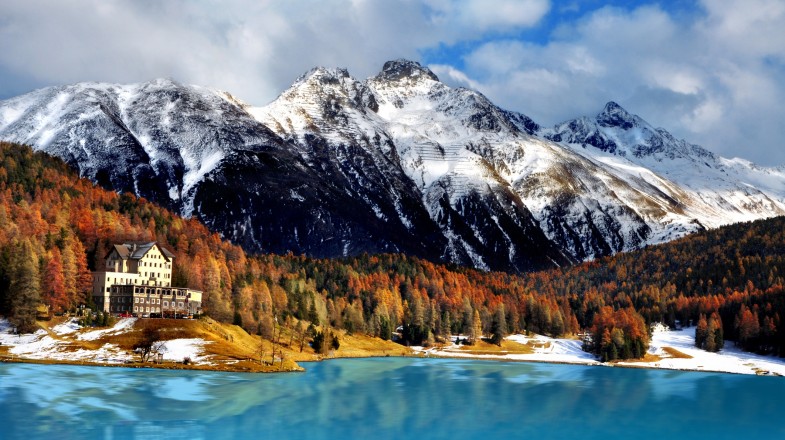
424;0;550;30
0;0;783;165
429;64;482;90
0;0;549;105
447;1;785;165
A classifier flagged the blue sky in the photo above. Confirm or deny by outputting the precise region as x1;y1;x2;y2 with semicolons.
1;0;783;165
421;1;702;65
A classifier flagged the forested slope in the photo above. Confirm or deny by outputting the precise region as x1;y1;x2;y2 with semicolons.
0;142;578;345
1;141;783;361
522;216;785;357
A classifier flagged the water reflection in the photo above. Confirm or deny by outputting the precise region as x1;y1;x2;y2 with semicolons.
1;359;783;440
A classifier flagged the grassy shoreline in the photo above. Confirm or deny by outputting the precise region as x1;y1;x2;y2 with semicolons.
3;317;782;377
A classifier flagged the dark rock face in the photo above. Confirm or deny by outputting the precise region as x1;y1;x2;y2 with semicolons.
378;59;440;82
191;148;446;260
597;101;636;130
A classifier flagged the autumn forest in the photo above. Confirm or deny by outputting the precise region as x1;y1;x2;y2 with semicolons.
1;141;784;360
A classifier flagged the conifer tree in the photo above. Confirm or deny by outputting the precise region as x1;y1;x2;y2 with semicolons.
72;237;92;305
491;303;507;346
42;248;67;314
470;309;483;344
9;239;41;333
695;314;708;349
61;239;78;310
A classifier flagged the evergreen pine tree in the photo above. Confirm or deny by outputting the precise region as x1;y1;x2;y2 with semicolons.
42;248;68;314
8;239;41;333
71;237;93;305
490;304;507;346
695;314;708;349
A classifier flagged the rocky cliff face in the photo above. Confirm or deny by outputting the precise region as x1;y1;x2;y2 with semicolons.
2;60;784;272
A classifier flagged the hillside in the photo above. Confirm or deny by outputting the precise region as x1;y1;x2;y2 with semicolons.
0;314;409;372
522;215;785;357
1;141;784;364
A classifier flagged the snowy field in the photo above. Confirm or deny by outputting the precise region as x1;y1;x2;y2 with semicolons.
0;318;211;366
620;325;785;376
413;325;785;376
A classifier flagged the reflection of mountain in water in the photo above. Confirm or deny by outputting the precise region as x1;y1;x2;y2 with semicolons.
0;360;783;439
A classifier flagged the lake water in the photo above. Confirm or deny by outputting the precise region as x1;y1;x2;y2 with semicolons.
1;358;783;439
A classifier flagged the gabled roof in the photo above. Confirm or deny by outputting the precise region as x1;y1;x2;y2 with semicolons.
112;244;130;259
106;242;175;261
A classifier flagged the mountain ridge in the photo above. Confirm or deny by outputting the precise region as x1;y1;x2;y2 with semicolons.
2;59;784;272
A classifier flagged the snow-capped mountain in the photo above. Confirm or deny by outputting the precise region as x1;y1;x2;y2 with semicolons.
543;101;785;230
249;62;569;270
1;59;784;272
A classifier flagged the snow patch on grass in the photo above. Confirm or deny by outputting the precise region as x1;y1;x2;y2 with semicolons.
158;338;211;363
414;327;785;375
1;318;217;366
52;318;80;335
77;318;137;341
413;333;600;366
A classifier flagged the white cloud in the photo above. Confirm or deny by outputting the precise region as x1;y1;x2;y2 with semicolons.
0;0;783;165
458;0;550;29
428;64;482;90
0;0;549;105
450;2;785;165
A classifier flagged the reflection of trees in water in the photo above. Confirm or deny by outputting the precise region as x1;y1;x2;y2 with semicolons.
1;361;784;438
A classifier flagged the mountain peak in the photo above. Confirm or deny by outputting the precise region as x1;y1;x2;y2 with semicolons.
294;66;352;85
377;59;439;83
597;101;636;129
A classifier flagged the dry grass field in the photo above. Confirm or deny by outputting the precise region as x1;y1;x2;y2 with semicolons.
1;316;414;373
455;338;534;356
661;346;694;359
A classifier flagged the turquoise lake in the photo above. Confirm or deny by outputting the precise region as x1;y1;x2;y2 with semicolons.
1;358;783;439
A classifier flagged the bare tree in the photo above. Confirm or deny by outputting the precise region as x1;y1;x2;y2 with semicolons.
287;316;295;347
134;326;162;362
296;321;306;352
258;338;267;365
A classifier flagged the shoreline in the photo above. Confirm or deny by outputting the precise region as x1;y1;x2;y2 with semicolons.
409;328;785;377
0;352;305;373
4;348;779;378
404;351;769;377
3;317;784;377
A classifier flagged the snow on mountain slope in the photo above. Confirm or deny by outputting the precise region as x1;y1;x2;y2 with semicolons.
252;60;785;262
362;62;673;260
252;61;571;271
544;102;785;232
2;59;785;272
0;78;283;215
